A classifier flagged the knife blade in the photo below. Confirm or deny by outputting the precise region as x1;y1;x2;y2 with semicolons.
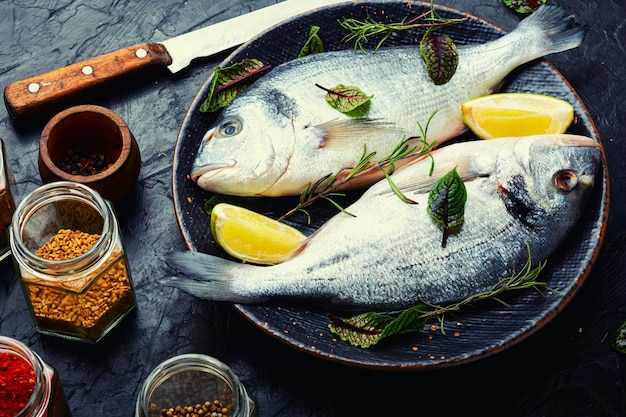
3;0;347;120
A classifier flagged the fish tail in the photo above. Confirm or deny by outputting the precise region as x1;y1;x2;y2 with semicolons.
518;5;586;55
164;251;269;303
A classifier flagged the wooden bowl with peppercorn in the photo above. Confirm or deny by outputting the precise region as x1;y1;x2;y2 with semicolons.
38;105;141;202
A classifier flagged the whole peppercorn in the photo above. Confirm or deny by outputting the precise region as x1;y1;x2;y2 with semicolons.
60;146;114;176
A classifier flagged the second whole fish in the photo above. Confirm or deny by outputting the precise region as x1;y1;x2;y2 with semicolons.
168;134;601;310
192;5;585;197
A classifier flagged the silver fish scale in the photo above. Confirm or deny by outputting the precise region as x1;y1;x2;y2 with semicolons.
240;35;529;145
234;180;526;308
193;5;586;197
219;135;600;309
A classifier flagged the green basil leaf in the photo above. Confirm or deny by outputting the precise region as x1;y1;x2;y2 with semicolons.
612;321;626;354
427;167;467;247
420;31;458;85
380;305;430;337
298;26;324;58
329;304;429;348
200;59;269;113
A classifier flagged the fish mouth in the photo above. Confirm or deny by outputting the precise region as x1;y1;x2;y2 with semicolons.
191;160;236;183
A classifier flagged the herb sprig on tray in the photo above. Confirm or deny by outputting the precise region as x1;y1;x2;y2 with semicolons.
339;1;466;84
278;112;439;223
329;246;552;348
338;2;466;52
200;1;550;113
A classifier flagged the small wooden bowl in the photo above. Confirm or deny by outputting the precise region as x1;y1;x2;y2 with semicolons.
38;105;141;202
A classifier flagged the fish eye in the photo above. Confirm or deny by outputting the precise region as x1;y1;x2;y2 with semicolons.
217;120;242;137
553;169;579;192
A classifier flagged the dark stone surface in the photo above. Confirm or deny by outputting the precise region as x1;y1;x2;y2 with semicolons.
0;1;624;416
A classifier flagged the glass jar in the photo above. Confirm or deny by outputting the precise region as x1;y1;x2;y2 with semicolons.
9;181;136;343
135;354;256;417
0;335;72;417
0;138;17;262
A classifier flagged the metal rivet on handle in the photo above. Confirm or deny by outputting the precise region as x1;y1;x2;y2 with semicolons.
135;48;147;59
28;83;40;93
82;66;94;75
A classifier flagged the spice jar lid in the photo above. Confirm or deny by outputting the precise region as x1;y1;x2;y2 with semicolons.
135;354;255;417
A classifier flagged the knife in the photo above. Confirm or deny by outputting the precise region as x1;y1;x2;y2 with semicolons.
4;0;347;120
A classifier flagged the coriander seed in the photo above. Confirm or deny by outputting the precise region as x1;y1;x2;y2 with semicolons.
136;354;255;417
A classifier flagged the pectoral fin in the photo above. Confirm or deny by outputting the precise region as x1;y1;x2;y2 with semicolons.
315;118;405;151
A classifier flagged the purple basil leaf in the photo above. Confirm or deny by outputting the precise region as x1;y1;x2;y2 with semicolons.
420;31;458;85
501;0;547;14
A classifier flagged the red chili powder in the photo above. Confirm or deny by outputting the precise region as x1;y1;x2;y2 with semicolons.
0;352;36;417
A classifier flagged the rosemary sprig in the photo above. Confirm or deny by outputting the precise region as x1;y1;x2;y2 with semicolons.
277;114;438;223
421;245;552;333
329;245;556;348
339;2;467;52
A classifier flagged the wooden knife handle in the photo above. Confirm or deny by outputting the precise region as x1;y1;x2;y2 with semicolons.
4;42;171;120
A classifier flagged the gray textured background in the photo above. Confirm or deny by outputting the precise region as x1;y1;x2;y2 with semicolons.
0;1;624;416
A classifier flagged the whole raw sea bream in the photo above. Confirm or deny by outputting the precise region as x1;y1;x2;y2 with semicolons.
169;134;601;310
191;5;586;197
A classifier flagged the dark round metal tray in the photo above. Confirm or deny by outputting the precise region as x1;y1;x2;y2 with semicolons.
172;1;609;369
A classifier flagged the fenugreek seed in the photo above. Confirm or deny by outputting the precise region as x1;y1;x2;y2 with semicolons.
27;229;133;340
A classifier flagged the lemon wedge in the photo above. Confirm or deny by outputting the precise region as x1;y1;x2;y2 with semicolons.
210;203;306;265
461;93;575;139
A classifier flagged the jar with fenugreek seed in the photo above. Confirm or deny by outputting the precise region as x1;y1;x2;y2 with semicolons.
135;354;256;417
9;181;136;343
